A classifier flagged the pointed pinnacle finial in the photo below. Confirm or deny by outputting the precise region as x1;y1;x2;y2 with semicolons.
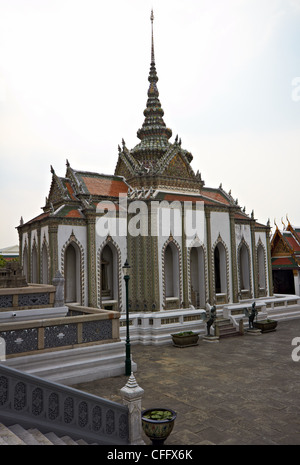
151;9;155;64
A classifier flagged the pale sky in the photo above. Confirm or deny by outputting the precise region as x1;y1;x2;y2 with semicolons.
0;0;300;248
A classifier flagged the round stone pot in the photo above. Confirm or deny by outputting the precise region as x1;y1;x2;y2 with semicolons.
141;408;177;445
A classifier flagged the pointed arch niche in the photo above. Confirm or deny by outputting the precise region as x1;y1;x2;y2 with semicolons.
238;239;252;299
31;240;38;283
97;236;122;311
257;239;267;297
212;236;229;304
41;239;49;284
162;237;182;310
61;234;84;305
188;239;207;309
22;242;29;282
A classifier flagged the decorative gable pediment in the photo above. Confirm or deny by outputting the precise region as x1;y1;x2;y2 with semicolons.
47;176;64;207
45;167;71;211
271;232;292;256
160;152;192;178
115;156;135;180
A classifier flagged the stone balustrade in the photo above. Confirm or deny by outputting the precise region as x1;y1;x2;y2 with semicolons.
0;363;129;444
0;305;120;358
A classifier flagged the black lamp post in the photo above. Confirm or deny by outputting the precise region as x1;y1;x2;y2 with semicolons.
122;259;131;376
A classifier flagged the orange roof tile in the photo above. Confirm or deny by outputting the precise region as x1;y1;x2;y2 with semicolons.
65;181;76;200
162;193;215;205
81;176;128;197
202;190;231;205
65;209;82;218
285;235;300;252
25;212;50;225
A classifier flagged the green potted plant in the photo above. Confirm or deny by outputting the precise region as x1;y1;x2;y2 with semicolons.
171;331;199;347
141;408;177;445
253;319;277;333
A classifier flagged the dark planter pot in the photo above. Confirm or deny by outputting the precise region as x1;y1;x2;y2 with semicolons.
253;320;277;333
141;408;177;445
171;332;199;347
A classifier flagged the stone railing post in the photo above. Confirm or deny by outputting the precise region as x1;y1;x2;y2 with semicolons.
120;373;145;445
52;270;65;307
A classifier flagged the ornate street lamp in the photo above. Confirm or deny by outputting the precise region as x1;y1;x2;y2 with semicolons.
122;259;131;376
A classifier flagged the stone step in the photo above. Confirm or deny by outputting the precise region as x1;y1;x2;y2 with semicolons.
219;330;241;338
0;422;94;445
44;432;68;445
60;435;80;445
28;428;54;445
215;319;241;338
76;439;89;445
9;424;41;445
0;423;26;445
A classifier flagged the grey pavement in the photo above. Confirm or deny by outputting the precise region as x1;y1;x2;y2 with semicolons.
74;319;300;445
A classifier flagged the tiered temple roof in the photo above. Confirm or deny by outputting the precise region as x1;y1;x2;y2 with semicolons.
114;10;203;193
20;10;267;232
271;219;300;270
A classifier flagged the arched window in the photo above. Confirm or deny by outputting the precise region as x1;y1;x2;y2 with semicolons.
41;243;49;284
214;242;227;295
64;242;81;303
257;244;266;294
190;246;206;308
239;243;250;292
164;242;180;299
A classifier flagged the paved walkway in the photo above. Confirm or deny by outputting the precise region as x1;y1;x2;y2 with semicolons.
74;319;300;445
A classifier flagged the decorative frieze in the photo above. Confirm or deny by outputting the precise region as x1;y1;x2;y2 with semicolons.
44;324;78;348
18;293;50;307
82;320;112;343
0;295;13;308
0;328;38;354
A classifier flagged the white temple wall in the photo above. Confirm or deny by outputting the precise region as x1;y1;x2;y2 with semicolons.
210;212;231;247
30;229;38;249
40;226;49;248
21;232;28;250
255;231;270;295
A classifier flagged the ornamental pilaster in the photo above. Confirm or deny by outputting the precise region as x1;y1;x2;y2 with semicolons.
266;227;274;296
229;210;239;303
48;222;59;281
250;219;258;298
86;214;97;308
181;206;189;308
205;209;214;304
37;227;41;283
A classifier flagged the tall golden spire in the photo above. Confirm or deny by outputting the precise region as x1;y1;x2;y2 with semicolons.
132;9;172;160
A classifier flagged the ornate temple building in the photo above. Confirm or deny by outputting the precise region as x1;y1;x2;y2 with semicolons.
17;12;273;314
271;219;300;296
